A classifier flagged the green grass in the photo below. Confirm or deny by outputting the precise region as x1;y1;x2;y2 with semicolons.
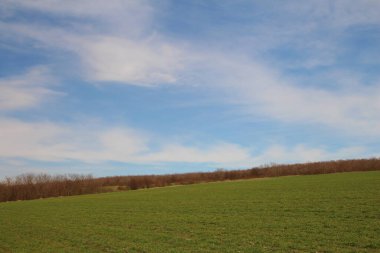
0;171;379;253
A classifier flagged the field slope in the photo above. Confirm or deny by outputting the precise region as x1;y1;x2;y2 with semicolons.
0;171;379;252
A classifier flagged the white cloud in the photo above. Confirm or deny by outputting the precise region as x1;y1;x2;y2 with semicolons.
1;21;187;85
194;53;380;137
0;66;60;111
1;0;186;85
141;142;253;166
252;144;369;166
238;1;380;69
0;117;374;176
0;117;253;167
0;118;76;161
77;36;185;85
91;128;150;163
1;0;379;141
2;0;153;36
3;8;379;137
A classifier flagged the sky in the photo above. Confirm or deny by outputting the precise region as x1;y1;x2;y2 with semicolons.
0;0;379;178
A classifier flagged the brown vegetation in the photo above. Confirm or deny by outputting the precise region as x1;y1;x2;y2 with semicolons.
0;174;101;203
1;158;379;202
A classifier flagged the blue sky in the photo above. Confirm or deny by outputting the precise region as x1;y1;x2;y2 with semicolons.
0;0;379;178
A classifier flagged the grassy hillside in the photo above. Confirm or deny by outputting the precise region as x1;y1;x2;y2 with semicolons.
0;171;379;252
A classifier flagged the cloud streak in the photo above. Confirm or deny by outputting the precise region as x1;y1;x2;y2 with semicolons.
1;0;187;85
228;60;380;136
0;117;372;176
0;0;379;177
0;66;60;111
78;35;185;85
1;1;379;136
0;117;253;166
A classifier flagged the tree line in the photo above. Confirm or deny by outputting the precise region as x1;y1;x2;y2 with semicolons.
1;158;379;202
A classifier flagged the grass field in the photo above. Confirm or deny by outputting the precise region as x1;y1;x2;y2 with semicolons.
0;171;379;252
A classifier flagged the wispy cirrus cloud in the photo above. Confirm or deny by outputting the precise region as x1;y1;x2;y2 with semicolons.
0;117;253;166
2;0;153;35
4;0;377;137
0;117;370;177
0;66;61;111
184;51;380;137
252;144;369;166
78;35;185;85
1;0;187;86
237;0;380;67
0;0;379;178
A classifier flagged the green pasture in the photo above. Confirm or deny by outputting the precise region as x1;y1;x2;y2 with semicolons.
0;171;379;252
